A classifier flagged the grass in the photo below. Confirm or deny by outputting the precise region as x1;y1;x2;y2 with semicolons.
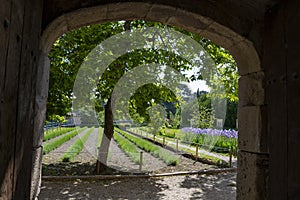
115;128;179;166
43;127;76;141
130;127;229;164
43;127;86;154
159;128;182;139
180;132;237;154
178;145;226;165
134;127;236;156
61;127;95;162
113;132;140;164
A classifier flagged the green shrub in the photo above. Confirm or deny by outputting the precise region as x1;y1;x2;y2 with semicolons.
43;127;86;154
159;129;176;138
43;127;76;141
116;128;178;166
61;127;94;162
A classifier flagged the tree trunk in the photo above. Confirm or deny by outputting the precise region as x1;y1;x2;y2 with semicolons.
95;97;114;174
95;21;131;174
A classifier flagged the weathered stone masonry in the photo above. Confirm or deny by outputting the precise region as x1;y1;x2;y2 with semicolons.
1;1;299;199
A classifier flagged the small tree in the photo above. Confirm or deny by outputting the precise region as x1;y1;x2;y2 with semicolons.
191;105;215;128
148;104;167;135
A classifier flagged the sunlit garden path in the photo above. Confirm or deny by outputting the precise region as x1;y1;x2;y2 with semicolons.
40;172;236;199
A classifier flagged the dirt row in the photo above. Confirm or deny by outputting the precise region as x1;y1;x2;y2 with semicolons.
42;128;214;176
43;128;90;164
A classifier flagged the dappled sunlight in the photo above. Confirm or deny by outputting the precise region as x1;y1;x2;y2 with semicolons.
40;172;236;199
179;173;236;200
40;178;169;199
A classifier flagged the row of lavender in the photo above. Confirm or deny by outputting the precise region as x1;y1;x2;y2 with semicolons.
181;127;238;153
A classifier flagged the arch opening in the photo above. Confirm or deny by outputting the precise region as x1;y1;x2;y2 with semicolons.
33;2;266;199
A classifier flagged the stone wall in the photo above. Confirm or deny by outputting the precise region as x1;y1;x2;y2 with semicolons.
1;0;300;199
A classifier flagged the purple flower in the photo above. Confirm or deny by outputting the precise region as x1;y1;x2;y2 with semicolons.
181;127;238;138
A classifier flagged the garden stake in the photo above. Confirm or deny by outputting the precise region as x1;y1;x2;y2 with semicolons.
229;149;232;167
139;151;143;172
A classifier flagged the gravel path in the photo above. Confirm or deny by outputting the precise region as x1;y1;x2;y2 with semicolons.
73;128;99;163
39;172;236;199
106;139;140;172
43;128;90;164
136;145;167;172
111;133;168;173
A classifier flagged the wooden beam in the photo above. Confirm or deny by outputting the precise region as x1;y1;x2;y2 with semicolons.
0;0;43;198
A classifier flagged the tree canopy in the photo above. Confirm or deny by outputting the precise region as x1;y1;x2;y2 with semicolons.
47;20;238;122
47;20;239;173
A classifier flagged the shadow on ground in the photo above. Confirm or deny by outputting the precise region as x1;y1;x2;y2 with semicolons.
42;162;97;176
42;162;146;176
180;172;236;200
40;178;169;199
41;162;236;199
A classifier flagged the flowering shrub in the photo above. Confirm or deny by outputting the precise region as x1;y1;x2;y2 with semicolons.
181;127;238;153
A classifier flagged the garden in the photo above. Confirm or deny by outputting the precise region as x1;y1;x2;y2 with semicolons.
41;124;237;177
159;127;238;154
41;20;238;179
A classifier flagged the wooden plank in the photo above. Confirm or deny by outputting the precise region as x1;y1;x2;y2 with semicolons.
286;2;300;199
0;0;10;87
12;0;43;199
0;0;11;197
264;3;288;199
0;0;23;198
0;0;43;198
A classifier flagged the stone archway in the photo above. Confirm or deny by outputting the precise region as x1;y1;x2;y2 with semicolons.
34;2;267;199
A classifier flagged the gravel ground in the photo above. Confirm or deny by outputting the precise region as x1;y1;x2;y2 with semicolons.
39;172;236;199
155;155;213;174
106;139;140;172
108;133;167;173
43;128;90;164
73;128;99;163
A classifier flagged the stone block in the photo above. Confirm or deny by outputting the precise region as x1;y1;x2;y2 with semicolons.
239;71;265;107
167;9;213;34
146;4;177;24
202;21;244;50
238;106;268;153
107;2;151;21
229;40;261;76
66;5;108;30
237;150;269;200
41;15;68;53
